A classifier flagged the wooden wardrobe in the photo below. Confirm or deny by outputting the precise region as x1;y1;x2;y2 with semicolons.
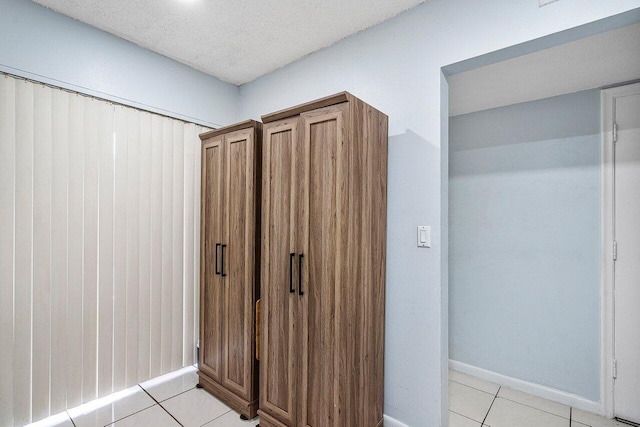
198;120;261;419
258;93;388;427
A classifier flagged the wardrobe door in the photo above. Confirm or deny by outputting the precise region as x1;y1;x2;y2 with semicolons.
260;118;300;425
298;103;349;427
221;129;257;400
200;136;225;382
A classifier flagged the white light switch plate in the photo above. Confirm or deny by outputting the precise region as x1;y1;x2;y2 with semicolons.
417;226;430;248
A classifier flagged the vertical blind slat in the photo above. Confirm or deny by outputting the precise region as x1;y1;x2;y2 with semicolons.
98;100;115;398
125;107;141;387
32;84;53;421
138;112;152;383
161;119;174;373
194;126;204;353
0;76;16;427
66;93;85;410
183;123;196;365
149;114;164;379
113;106;128;391
172;120;185;370
193;126;204;356
50;89;69;415
82;97;100;403
14;80;34;426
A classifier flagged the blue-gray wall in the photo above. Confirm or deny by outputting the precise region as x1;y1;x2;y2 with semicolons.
237;3;640;422
449;90;601;401
0;0;239;127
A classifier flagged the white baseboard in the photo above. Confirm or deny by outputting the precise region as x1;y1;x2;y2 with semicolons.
449;360;602;415
383;414;411;427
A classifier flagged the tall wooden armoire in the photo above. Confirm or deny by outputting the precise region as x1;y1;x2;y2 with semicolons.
198;120;261;419
258;93;388;427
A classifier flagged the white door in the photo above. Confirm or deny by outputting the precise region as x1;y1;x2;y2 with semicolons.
614;86;640;423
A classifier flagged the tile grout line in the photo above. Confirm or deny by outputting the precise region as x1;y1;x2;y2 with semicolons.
497;395;572;420
452;374;576;423
450;410;482;424
481;386;500;426
66;410;78;427
454;379;573;421
156;384;198;403
197;408;234;427
99;403;157;427
450;379;498;396
140;384;185;427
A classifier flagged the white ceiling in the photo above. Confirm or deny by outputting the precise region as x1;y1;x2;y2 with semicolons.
449;22;640;116
32;0;426;85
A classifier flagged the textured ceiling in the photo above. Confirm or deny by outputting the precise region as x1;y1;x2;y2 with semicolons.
449;22;640;116
32;0;426;85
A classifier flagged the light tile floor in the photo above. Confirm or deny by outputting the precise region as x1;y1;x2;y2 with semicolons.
26;366;634;427
26;365;260;427
449;370;634;427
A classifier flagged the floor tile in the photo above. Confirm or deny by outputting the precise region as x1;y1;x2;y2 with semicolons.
109;405;180;427
25;411;75;427
202;410;260;426
498;386;570;418
161;387;231;427
448;381;495;423
449;370;500;395
140;365;199;402
449;411;482;427
484;397;568;427
68;385;155;427
572;409;634;427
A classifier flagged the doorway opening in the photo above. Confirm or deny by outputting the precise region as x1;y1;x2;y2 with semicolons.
602;82;640;425
442;11;640;425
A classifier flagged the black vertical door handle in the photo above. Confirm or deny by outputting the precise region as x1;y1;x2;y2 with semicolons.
298;254;304;296
221;244;227;277
289;253;295;293
215;243;221;275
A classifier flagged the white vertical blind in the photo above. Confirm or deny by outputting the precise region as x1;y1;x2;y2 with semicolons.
66;92;84;410
172;121;185;372
0;75;17;427
50;88;70;415
0;75;208;425
125;107;141;388
97;97;115;400
14;79;34;427
32;83;53;421
149;114;163;380
138;112;152;382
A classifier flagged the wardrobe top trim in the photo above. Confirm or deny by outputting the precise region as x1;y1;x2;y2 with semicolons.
199;119;262;140
261;92;352;123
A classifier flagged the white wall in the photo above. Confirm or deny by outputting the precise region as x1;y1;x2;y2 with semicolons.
238;2;640;425
449;90;602;402
0;0;239;128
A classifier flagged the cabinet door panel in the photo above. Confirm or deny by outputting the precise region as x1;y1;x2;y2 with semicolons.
222;129;256;399
200;136;224;382
299;104;348;427
260;119;299;425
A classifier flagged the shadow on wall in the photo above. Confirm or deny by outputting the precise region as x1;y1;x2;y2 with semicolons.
449;90;602;175
384;129;443;416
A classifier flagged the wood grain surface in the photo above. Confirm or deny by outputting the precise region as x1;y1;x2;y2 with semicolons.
259;118;299;426
199;121;261;419
260;94;387;426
